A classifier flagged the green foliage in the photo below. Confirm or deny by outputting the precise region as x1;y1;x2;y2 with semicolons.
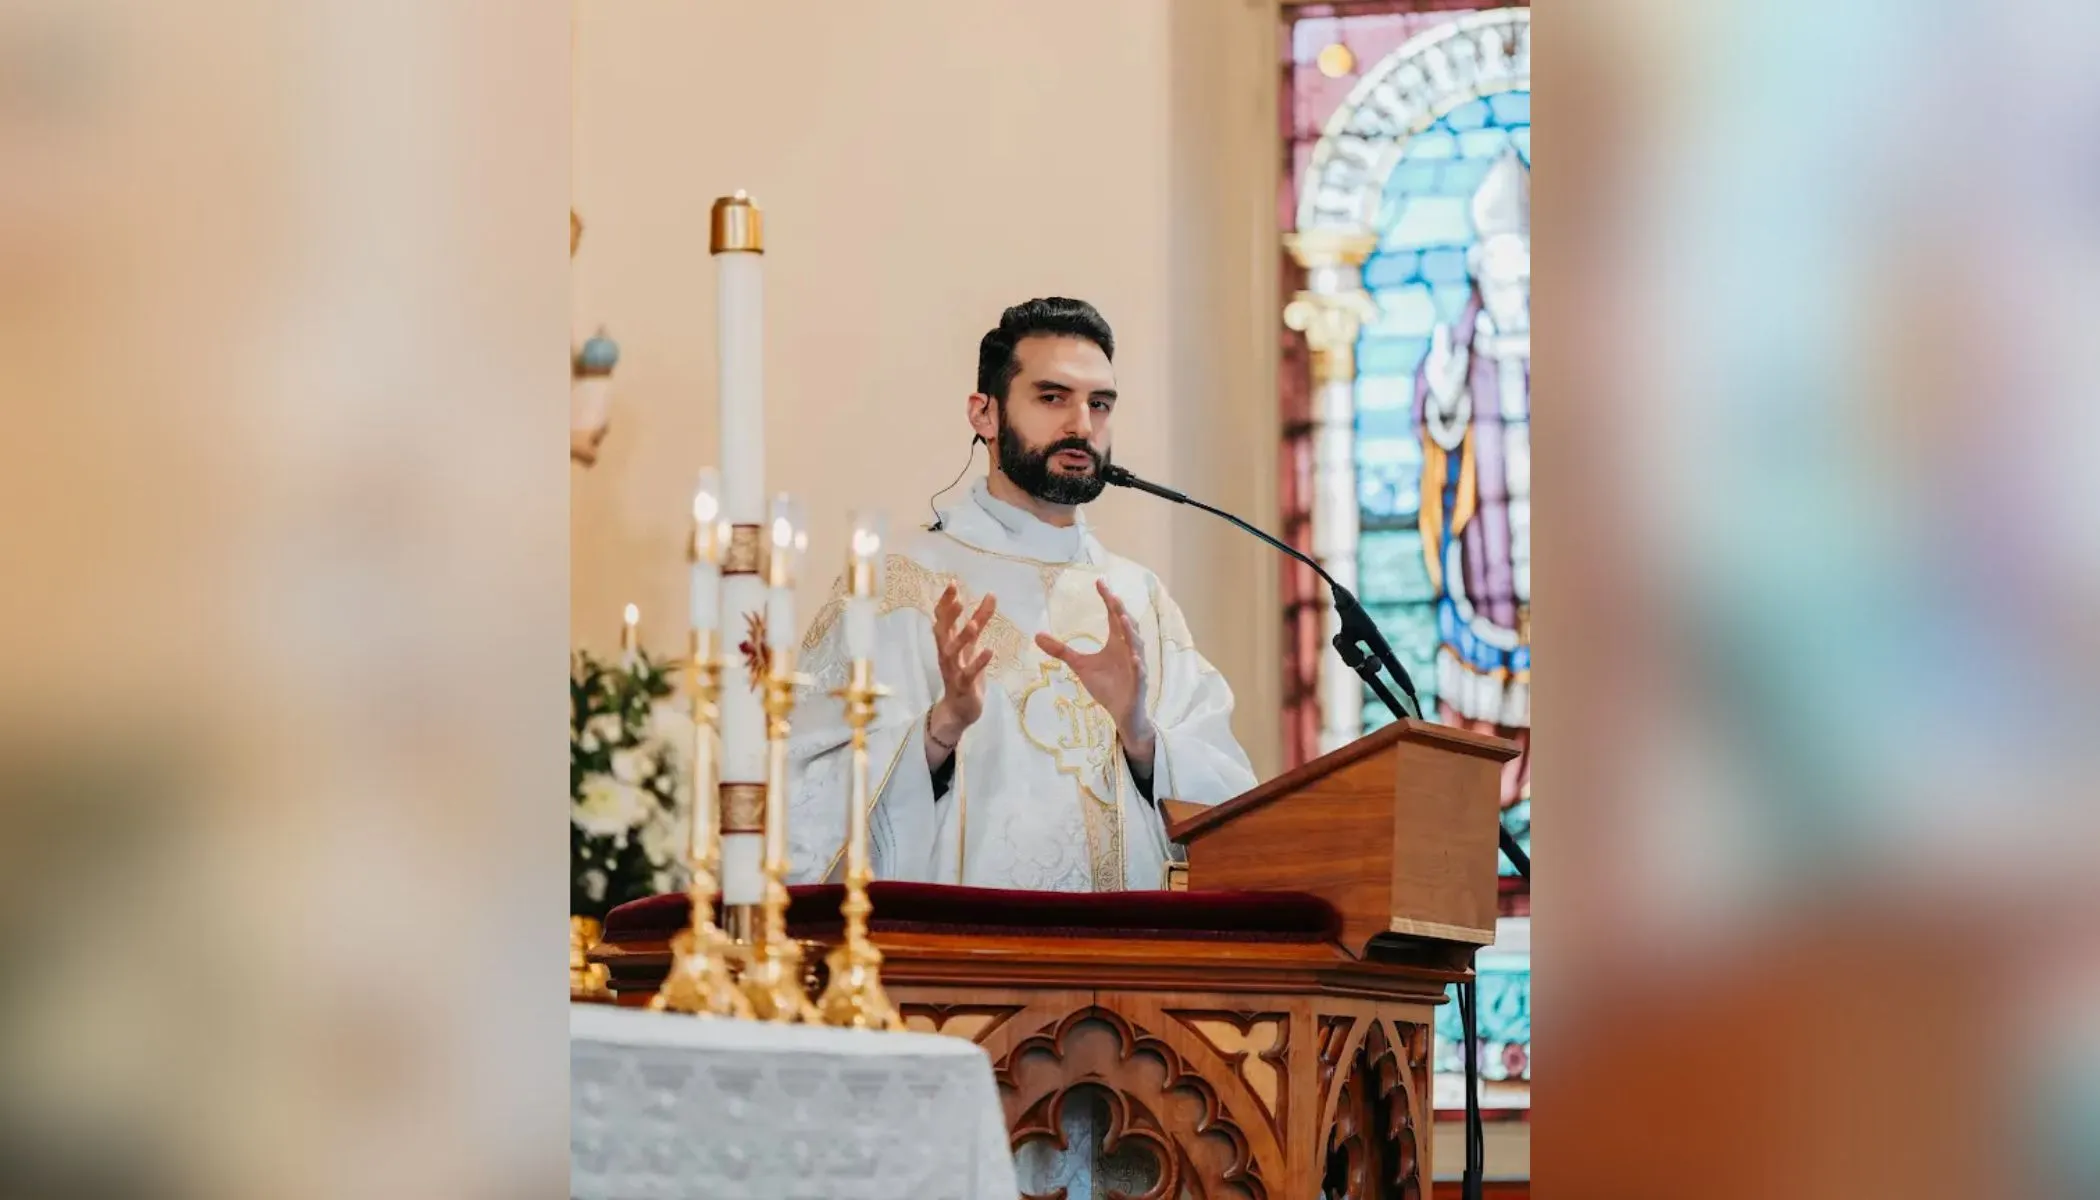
570;649;687;919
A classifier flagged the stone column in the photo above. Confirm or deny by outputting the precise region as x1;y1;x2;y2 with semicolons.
1283;230;1379;754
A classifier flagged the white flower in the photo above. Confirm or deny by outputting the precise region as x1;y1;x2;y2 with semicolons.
583;869;608;903
648;699;691;746
578;730;599;753
639;810;684;868
610;748;647;785
586;712;624;746
574;775;648;837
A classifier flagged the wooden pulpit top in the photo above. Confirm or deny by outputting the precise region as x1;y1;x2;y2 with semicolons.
1167;718;1518;844
1163;718;1519;956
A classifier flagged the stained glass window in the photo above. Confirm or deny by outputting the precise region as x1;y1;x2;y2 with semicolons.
1356;91;1530;721
1282;0;1531;1118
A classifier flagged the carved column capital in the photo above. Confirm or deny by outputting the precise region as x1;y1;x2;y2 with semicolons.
1285;228;1380;272
1282;290;1379;383
1283;229;1381;385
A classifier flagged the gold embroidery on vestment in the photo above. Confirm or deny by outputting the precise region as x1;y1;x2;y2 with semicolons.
806;546;1163;893
1015;656;1125;891
802;554;1029;686
800;576;849;652
1078;771;1124;892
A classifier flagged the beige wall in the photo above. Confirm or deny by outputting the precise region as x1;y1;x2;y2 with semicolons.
571;0;1281;774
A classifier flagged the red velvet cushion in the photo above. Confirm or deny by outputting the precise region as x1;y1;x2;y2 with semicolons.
602;882;1340;945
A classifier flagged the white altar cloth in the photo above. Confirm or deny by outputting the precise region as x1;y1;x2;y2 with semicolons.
570;1004;1019;1200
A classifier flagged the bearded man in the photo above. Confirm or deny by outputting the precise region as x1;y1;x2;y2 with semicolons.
787;297;1255;891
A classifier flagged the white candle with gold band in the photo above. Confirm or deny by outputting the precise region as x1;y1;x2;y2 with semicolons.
712;192;767;916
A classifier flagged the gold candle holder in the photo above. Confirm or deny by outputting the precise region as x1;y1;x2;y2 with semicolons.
649;628;753;1017
817;657;902;1029
741;655;816;1021
740;494;816;1022
570;915;612;1003
817;510;901;1029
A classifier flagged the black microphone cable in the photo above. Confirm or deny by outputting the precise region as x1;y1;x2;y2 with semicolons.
925;434;985;531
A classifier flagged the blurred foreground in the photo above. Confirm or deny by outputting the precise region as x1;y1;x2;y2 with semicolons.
1537;1;2100;1196
0;2;569;1197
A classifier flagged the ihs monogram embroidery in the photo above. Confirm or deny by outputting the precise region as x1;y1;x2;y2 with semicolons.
738;611;770;688
1015;657;1117;799
1015;653;1126;891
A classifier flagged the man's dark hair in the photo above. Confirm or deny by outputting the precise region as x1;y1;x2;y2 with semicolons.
974;297;1115;399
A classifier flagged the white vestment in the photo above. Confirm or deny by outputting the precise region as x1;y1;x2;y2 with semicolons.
787;478;1255;891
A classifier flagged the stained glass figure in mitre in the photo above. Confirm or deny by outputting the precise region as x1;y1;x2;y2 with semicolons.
1414;148;1531;817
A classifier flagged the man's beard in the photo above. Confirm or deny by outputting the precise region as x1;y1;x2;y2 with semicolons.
996;412;1110;505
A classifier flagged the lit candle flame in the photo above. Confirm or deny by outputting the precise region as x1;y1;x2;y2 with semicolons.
691;467;727;565
765;494;806;588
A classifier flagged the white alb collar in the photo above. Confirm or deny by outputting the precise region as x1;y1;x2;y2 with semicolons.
936;477;1098;565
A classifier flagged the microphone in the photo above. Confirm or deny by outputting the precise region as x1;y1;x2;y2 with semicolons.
1100;464;1423;720
1099;465;1188;504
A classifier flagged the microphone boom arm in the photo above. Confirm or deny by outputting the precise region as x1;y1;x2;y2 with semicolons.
1100;465;1528;880
1100;466;1422;719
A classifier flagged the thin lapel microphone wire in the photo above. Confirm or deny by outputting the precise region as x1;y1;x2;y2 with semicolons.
926;435;983;531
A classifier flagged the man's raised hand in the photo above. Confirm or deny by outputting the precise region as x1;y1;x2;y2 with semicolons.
1034;578;1155;761
927;582;996;762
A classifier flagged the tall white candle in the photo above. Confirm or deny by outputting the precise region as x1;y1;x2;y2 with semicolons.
846;510;885;658
711;192;767;912
688;468;725;634
765;591;795;656
764;494;805;655
760;494;806;892
715;194;764;521
688;565;719;635
845;598;877;660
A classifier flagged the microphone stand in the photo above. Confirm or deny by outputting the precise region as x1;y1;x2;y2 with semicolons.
1100;466;1529;875
1102;464;1525;1200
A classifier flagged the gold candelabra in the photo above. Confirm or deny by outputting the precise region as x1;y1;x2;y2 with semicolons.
739;495;817;1022
629;474;905;1027
740;652;817;1021
649;627;753;1017
816;654;902;1029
